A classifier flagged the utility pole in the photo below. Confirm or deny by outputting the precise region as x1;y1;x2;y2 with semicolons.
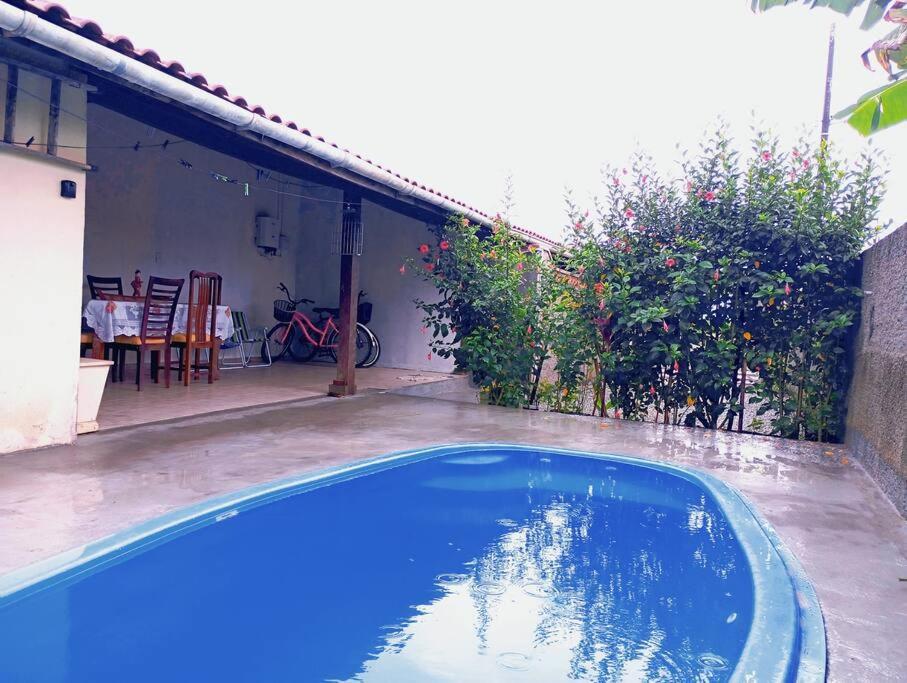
821;23;836;144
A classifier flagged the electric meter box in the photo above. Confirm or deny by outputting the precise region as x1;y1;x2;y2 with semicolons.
255;216;281;250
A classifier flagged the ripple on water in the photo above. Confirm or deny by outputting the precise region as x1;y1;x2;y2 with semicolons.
473;582;506;596
698;653;730;671
522;582;558;599
435;573;469;588
496;651;531;671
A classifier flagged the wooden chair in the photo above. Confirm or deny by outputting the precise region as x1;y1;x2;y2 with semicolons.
174;271;222;385
86;274;123;299
85;276;123;378
114;276;184;391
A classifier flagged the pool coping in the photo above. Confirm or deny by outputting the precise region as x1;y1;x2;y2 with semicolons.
0;443;826;681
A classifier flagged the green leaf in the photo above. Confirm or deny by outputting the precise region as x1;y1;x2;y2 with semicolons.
837;78;907;135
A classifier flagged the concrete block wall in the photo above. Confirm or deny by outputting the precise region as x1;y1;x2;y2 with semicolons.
846;223;907;517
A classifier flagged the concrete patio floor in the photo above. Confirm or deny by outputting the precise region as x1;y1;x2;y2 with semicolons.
95;362;453;430
1;392;905;681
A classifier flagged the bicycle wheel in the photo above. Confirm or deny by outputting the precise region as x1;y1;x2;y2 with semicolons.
327;323;373;368
264;323;293;361
359;325;381;368
288;329;318;362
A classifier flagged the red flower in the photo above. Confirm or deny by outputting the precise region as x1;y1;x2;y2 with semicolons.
649;385;656;396
612;177;621;186
420;325;427;334
614;409;622;419
439;240;450;251
527;325;533;334
713;269;720;282
399;264;406;275
704;190;716;201
419;243;430;254
424;263;435;272
516;262;524;271
662;320;670;333
624;208;635;219
785;282;792;296
426;352;432;361
792;149;800;158
673;360;680;373
761;151;772;161
665;257;676;268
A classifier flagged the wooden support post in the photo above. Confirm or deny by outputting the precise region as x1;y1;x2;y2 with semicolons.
329;191;362;397
47;78;61;156
329;253;360;396
3;64;18;144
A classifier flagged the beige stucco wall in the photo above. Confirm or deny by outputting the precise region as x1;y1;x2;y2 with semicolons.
0;69;87;453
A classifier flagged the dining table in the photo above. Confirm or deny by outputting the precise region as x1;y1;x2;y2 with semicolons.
83;297;235;360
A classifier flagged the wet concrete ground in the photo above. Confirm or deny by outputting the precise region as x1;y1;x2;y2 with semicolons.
1;392;905;680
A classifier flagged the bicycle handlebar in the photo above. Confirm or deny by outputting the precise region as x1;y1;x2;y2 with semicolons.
277;282;313;306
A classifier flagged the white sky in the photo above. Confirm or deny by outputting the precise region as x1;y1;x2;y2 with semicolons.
61;0;905;239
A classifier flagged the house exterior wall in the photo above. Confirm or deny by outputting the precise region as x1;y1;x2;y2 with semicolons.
85;105;451;373
294;199;454;373
83;105;307;329
846;223;907;517
0;67;87;453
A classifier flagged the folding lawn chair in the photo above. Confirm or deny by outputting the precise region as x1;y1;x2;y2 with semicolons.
219;311;272;369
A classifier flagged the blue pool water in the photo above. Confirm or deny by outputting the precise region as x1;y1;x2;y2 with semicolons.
0;445;823;682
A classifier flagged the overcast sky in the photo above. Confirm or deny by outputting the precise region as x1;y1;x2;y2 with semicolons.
63;0;905;239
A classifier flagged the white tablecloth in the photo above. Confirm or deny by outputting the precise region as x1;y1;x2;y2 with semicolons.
83;299;235;343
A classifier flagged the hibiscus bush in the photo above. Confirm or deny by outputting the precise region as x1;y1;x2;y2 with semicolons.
407;216;551;407
554;127;884;441
408;127;884;442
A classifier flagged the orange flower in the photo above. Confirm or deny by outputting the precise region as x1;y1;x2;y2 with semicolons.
743;331;752;341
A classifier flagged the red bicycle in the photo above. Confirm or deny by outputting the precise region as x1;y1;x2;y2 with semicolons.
265;283;374;367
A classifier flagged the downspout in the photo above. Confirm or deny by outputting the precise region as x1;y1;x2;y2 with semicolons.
0;3;490;225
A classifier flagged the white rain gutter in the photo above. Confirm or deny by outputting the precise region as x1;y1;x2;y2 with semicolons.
0;2;492;226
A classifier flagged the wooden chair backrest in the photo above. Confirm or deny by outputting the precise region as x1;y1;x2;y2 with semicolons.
187;270;222;345
87;275;123;299
140;276;184;342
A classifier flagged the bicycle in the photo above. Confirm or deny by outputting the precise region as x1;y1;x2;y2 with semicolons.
264;283;380;368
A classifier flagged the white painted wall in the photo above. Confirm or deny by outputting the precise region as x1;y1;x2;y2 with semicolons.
293;198;454;373
85;105;451;373
84;105;306;329
0;68;87;453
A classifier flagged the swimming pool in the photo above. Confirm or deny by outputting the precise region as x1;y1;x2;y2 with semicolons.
0;444;824;681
